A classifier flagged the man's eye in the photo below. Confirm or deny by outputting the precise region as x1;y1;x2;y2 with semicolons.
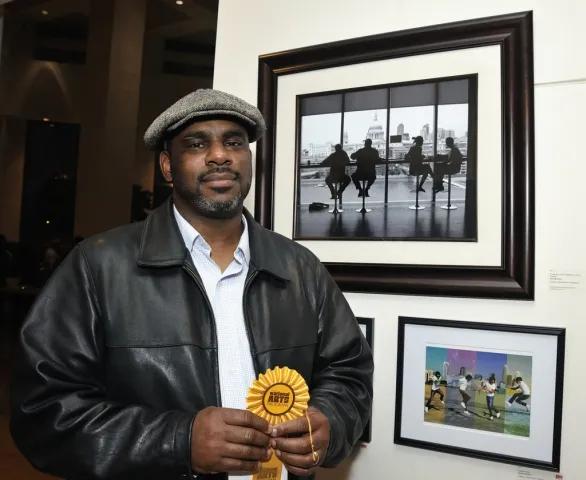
227;141;243;147
188;142;205;149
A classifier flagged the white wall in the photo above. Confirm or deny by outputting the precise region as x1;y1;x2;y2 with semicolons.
214;1;585;479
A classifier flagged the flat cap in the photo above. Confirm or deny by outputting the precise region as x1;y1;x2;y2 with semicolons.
143;88;266;150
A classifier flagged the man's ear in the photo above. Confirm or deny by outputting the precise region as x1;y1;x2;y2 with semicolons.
159;150;173;183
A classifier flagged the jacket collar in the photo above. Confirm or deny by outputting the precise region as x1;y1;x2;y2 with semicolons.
137;197;290;281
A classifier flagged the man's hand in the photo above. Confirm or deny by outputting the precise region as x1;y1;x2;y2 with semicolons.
191;407;273;475
270;407;330;477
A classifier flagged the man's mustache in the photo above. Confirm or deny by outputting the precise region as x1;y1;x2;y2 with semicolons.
198;167;241;182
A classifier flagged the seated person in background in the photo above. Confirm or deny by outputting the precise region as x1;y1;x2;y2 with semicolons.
350;139;380;197
320;144;351;199
38;238;75;286
433;136;462;193
405;136;433;193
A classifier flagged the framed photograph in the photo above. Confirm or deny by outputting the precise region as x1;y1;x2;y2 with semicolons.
357;317;374;443
255;11;535;299
394;316;565;471
295;75;478;241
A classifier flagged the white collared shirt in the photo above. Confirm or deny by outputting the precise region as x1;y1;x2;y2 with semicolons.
174;206;279;480
517;381;531;395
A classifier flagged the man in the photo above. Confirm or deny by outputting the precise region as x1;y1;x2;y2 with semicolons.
9;89;374;480
458;374;473;416
350;139;380;197
319;144;351;199
432;137;462;193
506;377;531;412
481;376;501;421
424;371;444;413
405;136;433;193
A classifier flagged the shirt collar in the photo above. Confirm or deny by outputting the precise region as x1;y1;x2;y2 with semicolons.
173;204;250;266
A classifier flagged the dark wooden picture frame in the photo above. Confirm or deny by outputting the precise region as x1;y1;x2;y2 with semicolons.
255;11;535;300
394;316;565;471
356;317;374;443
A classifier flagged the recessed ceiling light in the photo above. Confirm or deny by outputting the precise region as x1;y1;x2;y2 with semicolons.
41;10;49;15
175;0;184;5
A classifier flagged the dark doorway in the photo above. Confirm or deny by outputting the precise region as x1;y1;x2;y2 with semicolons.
19;120;80;250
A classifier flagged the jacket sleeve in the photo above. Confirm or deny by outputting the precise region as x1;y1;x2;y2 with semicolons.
9;245;195;480
307;260;374;468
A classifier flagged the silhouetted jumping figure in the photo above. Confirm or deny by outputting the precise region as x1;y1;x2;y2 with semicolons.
506;377;531;412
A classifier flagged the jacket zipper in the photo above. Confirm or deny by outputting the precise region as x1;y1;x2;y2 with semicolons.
234;268;291;480
242;273;293;480
183;265;222;407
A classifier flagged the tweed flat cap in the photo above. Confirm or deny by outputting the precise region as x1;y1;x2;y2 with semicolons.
143;88;266;150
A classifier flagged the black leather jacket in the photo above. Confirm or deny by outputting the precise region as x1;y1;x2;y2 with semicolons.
9;199;374;480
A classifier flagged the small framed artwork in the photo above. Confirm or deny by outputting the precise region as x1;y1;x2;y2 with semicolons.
394;316;565;471
255;11;535;300
357;317;374;443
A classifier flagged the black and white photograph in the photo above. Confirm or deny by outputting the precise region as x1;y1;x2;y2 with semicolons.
295;76;477;241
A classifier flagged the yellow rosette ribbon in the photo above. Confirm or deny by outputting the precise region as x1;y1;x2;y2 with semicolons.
246;366;317;480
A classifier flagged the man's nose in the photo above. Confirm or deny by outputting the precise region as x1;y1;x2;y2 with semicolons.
205;141;231;165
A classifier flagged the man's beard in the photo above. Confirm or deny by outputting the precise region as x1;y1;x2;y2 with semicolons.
175;168;250;220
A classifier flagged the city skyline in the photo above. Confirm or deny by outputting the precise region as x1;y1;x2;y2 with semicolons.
426;346;447;373
301;104;469;150
447;348;476;376
476;351;507;381
426;346;532;386
505;354;533;387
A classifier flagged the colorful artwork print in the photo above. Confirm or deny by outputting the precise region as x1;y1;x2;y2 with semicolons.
424;346;532;437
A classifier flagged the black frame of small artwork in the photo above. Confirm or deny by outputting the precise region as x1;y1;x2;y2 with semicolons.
394;316;565;471
255;11;535;300
356;317;374;443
